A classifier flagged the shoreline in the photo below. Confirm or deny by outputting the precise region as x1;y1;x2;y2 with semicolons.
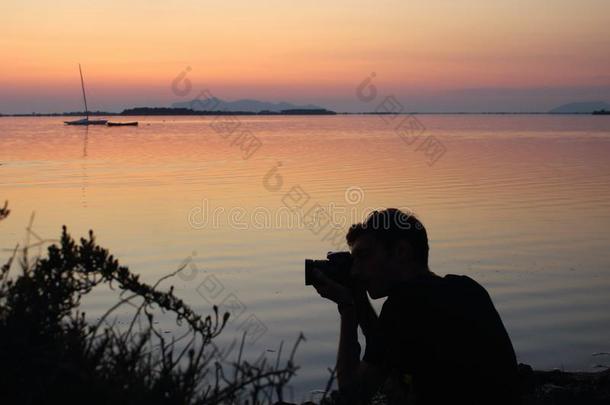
520;364;609;404
1;112;606;117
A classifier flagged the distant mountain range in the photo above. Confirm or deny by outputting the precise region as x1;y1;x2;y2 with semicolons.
4;99;609;116
120;107;336;115
172;97;324;112
549;101;610;114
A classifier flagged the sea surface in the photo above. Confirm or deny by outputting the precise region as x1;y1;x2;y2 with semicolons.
1;115;610;401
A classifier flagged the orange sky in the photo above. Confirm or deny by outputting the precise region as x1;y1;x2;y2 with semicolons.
1;0;609;113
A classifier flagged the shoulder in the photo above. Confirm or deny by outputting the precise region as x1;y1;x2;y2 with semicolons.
443;274;493;300
444;274;488;291
385;273;494;312
386;272;465;300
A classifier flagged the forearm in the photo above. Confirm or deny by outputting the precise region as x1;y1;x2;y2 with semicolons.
336;303;385;404
354;294;378;338
336;304;361;393
337;293;378;381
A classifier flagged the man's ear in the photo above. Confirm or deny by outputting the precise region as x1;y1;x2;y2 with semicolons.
393;239;414;261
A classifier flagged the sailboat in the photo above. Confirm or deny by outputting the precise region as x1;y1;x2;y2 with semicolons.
65;64;108;125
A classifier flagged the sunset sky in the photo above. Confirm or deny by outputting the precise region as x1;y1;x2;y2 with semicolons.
1;0;609;113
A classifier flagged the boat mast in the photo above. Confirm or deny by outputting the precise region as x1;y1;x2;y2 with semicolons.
78;63;89;120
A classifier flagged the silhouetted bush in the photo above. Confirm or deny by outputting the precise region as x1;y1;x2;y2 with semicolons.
0;204;301;405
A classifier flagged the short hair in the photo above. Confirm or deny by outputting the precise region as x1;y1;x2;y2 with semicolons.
346;208;429;266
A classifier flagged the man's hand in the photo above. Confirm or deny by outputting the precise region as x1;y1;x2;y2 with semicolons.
312;269;386;403
311;268;353;305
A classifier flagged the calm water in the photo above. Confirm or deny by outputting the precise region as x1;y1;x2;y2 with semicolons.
1;115;610;400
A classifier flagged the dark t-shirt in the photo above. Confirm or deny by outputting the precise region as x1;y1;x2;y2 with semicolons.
362;273;519;404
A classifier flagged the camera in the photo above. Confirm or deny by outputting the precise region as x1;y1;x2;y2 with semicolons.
305;251;353;286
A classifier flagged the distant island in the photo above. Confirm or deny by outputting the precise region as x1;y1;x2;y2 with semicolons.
3;98;610;116
0;97;336;116
592;109;610;115
549;101;610;114
0;107;337;117
120;107;336;115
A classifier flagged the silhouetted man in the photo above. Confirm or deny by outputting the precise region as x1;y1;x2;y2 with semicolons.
311;209;519;404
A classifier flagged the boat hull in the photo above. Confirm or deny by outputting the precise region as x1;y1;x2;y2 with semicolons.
107;122;138;126
65;118;108;125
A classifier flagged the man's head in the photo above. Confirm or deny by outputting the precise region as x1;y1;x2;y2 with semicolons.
346;208;429;299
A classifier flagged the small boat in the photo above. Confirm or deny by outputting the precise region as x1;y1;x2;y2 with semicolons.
106;121;138;126
65;118;108;125
64;64;107;126
592;109;610;115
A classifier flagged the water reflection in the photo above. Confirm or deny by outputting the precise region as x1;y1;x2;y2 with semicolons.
81;127;88;208
1;115;610;397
